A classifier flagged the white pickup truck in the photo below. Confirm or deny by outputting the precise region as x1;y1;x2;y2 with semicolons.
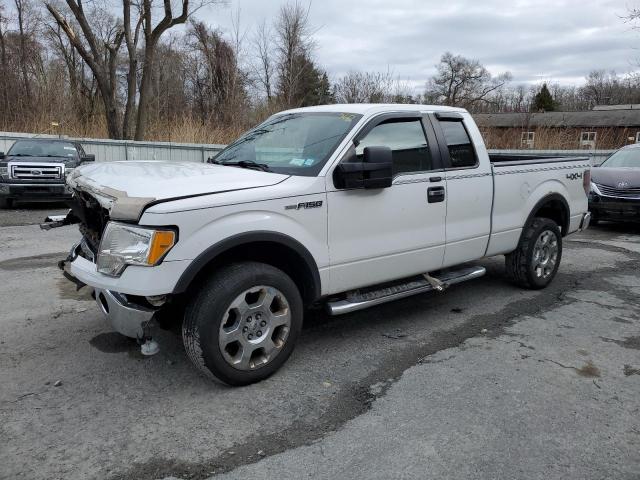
53;104;591;385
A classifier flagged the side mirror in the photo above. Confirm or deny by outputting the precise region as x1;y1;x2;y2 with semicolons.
334;146;393;189
0;152;5;160
81;154;95;163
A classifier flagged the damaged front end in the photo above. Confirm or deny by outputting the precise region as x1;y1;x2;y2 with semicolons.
42;174;175;354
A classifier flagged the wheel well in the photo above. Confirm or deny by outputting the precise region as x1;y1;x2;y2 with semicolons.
178;240;320;305
531;196;570;235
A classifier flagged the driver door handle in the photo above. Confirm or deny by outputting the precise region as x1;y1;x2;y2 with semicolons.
427;186;445;203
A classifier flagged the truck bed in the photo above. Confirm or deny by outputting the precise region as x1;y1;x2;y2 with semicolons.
489;153;591;166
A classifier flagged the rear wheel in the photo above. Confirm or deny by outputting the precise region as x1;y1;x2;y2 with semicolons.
182;262;303;385
505;217;562;289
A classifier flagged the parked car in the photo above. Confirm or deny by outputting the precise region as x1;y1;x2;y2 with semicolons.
50;104;591;385
0;139;94;208
589;143;640;224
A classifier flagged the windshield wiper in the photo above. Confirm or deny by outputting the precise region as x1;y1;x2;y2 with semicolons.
11;153;33;157
213;159;271;172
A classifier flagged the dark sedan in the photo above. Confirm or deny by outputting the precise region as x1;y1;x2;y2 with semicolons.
589;144;640;224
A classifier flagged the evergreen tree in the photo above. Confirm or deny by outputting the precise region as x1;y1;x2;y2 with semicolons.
533;83;555;111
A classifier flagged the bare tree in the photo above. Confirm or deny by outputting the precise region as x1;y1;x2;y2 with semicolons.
0;4;10;115
274;1;313;106
45;0;219;140
188;20;247;124
14;0;35;105
45;1;123;138
334;70;395;103
425;52;511;111
252;19;274;101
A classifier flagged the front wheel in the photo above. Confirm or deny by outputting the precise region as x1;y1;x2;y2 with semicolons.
505;217;563;289
182;262;303;385
0;197;13;209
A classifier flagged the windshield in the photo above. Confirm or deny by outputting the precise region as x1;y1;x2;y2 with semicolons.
8;140;78;158
601;148;640;168
214;112;362;176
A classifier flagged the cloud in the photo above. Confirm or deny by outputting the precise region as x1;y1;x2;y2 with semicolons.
201;0;639;88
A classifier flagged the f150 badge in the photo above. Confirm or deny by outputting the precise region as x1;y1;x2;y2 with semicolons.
285;200;323;210
566;172;583;180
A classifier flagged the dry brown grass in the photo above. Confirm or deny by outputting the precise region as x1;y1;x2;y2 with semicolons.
0;115;249;145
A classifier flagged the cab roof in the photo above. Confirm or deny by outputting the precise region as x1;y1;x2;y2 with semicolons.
280;103;468;116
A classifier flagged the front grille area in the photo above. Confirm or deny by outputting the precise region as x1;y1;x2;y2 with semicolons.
595;183;640;199
10;163;63;180
68;191;110;255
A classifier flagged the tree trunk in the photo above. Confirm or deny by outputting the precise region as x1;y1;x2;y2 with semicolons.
122;59;137;139
15;0;32;106
134;45;155;141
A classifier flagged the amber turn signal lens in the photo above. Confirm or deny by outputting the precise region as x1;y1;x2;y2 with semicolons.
147;230;176;265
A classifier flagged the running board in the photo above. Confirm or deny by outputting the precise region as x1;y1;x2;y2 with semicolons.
326;266;486;316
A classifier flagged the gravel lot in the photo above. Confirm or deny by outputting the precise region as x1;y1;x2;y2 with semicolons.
0;206;639;480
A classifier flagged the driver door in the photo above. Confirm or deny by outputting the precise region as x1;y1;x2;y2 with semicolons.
325;114;447;295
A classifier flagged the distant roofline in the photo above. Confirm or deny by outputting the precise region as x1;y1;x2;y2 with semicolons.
473;109;640;128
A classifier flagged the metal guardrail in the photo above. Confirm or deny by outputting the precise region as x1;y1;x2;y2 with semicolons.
0;131;616;166
0;131;226;163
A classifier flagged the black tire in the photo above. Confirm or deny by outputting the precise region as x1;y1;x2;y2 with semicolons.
590;214;599;226
0;197;12;209
182;261;303;386
505;217;563;290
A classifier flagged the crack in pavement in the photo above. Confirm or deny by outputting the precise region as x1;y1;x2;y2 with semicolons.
112;239;640;480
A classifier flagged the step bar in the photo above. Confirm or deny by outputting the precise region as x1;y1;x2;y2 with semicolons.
326;266;486;316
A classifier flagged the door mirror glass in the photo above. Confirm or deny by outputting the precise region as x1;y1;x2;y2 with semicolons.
81;154;95;163
0;152;4;159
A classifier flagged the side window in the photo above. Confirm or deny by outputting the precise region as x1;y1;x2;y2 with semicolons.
439;121;477;168
356;119;432;174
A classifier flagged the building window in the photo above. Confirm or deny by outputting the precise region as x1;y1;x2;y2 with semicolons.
521;131;535;149
580;131;597;150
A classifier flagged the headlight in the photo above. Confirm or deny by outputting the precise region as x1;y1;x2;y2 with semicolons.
97;222;177;276
590;182;601;196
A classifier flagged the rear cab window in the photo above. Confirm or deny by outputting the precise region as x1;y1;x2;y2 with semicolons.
439;120;478;169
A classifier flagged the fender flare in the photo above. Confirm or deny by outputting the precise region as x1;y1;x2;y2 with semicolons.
172;231;322;300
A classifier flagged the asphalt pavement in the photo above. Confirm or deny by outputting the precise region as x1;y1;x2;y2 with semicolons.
0;206;638;480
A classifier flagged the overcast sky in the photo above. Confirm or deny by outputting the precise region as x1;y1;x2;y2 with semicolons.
199;0;639;92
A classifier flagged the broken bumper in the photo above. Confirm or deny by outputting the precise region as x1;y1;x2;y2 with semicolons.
63;242;187;338
94;289;155;338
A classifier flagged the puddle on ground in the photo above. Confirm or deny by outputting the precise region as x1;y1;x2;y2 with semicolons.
0;252;66;271
612;317;634;324
623;365;640;377
89;332;138;353
600;336;640;351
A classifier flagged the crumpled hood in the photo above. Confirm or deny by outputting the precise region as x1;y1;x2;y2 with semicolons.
67;160;288;220
591;167;640;188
